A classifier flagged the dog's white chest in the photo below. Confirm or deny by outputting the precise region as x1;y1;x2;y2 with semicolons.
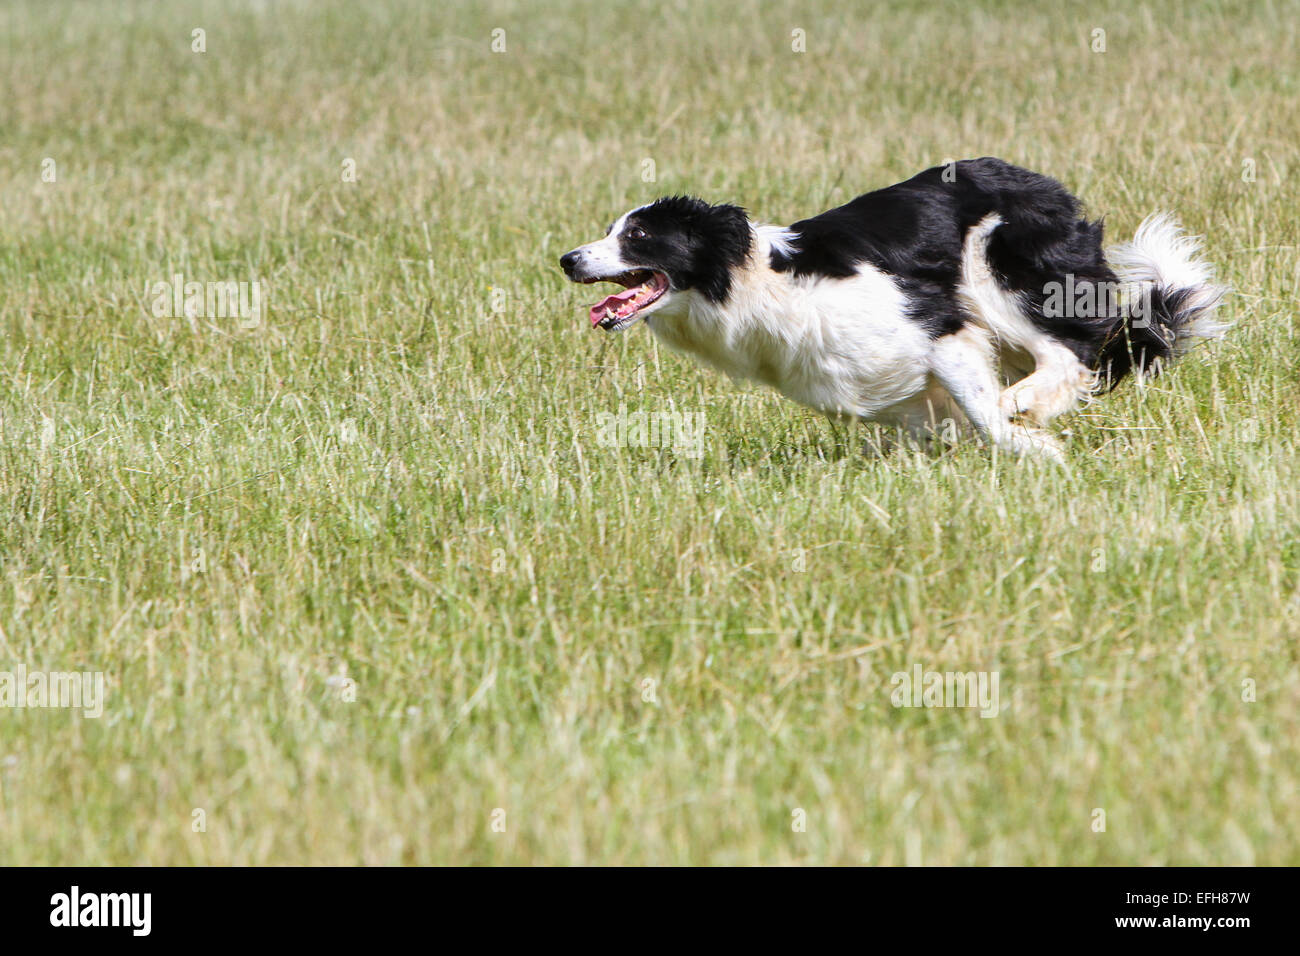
650;264;932;418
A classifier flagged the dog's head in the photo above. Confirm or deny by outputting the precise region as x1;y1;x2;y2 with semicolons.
559;196;751;331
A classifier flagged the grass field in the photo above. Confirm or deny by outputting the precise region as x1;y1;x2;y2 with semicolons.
0;0;1297;865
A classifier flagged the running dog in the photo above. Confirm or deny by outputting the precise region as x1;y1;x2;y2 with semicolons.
559;158;1227;460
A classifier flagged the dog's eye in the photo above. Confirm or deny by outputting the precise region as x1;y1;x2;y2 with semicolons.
627;227;647;240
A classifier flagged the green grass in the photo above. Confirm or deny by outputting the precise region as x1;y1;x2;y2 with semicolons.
0;0;1297;865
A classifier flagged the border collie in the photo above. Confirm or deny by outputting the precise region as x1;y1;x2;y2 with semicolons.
559;158;1227;460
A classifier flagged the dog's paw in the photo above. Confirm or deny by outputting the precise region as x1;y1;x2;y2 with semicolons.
1006;422;1066;463
999;383;1038;421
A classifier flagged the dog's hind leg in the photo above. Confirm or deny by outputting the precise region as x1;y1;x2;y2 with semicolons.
998;345;1096;425
927;325;1064;461
957;213;1097;426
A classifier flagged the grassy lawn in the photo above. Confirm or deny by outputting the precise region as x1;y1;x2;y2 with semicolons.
0;0;1296;864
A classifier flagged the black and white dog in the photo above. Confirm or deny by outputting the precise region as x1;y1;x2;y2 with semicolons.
559;157;1227;460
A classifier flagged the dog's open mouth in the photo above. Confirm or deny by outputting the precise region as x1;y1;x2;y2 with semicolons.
583;270;669;330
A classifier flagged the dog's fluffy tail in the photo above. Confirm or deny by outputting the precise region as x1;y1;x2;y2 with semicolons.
1099;213;1228;385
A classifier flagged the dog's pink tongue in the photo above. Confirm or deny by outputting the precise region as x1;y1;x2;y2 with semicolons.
590;288;638;326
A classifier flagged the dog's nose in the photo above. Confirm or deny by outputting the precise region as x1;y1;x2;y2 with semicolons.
560;250;581;278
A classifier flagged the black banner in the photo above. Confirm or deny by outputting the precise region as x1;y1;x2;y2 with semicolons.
0;866;1278;943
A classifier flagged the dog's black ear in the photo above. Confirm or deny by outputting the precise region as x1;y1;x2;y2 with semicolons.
662;197;752;301
636;196;753;302
700;203;751;253
691;201;751;302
